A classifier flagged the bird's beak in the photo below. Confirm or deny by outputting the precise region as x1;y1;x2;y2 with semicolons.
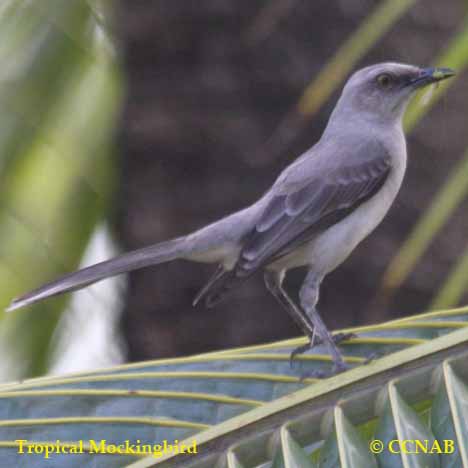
408;67;456;89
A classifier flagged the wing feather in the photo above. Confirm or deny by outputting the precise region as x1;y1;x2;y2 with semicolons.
198;140;393;307
237;153;392;276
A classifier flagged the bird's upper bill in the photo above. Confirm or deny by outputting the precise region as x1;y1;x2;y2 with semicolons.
408;67;456;88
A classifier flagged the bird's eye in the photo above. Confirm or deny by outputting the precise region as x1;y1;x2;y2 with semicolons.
376;73;393;89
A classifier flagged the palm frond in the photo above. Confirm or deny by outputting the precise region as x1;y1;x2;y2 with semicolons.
0;307;467;465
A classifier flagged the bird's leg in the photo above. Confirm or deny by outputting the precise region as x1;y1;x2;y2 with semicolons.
298;271;349;376
264;270;314;339
264;270;354;369
264;270;316;367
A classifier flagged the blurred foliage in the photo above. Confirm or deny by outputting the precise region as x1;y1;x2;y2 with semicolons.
259;0;417;161
382;16;468;308
297;0;417;116
0;0;123;378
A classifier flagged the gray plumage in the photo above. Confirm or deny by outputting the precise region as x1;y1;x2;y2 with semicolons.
7;63;455;376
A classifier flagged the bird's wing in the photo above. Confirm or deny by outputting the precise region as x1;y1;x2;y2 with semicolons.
191;136;393;307
198;138;392;307
237;151;391;276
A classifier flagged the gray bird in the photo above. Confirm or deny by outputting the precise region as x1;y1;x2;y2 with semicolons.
7;63;455;376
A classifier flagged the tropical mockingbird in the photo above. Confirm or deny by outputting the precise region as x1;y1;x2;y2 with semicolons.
7;63;455;375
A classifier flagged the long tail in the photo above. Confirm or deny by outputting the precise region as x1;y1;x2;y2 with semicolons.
7;237;189;312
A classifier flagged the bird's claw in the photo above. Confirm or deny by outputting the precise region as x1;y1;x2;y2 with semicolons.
363;350;387;365
289;342;311;368
329;332;356;345
299;361;350;380
307;331;356;348
289;332;356;368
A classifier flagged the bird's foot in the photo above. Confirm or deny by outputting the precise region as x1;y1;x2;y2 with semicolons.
363;350;388;365
308;331;356;348
329;332;356;346
299;360;350;380
299;349;386;379
289;342;312;367
289;332;356;368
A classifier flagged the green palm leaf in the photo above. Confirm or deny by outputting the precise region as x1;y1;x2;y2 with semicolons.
0;307;467;466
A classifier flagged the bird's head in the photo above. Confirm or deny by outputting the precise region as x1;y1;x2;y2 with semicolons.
335;62;455;124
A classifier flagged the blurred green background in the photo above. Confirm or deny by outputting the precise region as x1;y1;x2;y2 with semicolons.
0;0;123;378
1;0;468;381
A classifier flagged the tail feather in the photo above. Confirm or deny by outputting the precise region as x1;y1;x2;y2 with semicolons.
194;268;248;308
7;237;187;312
192;265;225;307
